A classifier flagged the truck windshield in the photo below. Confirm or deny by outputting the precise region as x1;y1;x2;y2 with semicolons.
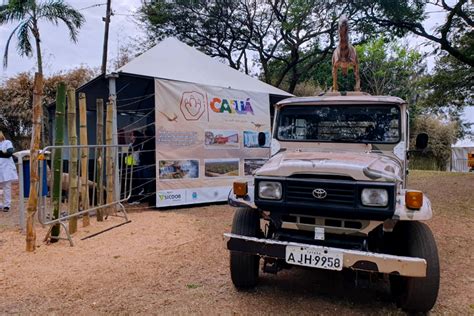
277;104;401;143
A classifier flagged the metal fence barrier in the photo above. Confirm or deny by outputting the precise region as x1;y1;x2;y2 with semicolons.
17;144;134;246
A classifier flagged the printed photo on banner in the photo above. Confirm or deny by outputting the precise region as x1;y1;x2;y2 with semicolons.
204;159;240;177
159;160;199;180
243;130;271;148
244;158;268;176
204;130;240;149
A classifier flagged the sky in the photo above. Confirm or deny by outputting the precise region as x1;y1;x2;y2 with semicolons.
0;0;472;130
0;0;142;78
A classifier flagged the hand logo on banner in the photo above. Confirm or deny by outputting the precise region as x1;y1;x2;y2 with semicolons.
180;91;207;121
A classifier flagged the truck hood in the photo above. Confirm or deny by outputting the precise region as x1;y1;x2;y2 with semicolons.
256;150;402;182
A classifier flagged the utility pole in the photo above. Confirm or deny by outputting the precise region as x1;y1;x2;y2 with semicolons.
101;0;112;74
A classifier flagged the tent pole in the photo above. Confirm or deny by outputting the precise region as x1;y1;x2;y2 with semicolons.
106;73;121;203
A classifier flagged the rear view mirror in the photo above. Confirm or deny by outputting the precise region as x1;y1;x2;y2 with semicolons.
258;132;266;147
415;133;429;150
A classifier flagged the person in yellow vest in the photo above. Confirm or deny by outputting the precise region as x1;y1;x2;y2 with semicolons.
127;130;144;204
0;131;18;211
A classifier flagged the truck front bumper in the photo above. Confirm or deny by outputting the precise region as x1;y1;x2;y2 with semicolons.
224;233;427;277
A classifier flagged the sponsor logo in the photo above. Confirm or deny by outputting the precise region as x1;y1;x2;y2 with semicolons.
158;192;183;202
192;192;198;200
209;97;254;115
180;91;206;121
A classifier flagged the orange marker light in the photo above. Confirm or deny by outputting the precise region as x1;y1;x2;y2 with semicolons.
233;182;248;198
405;190;423;210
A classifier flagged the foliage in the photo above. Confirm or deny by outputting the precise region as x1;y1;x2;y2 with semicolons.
0;67;95;149
287;38;425;99
356;38;425;102
410;115;458;170
416;32;473;137
350;0;474;67
0;0;85;74
138;0;418;93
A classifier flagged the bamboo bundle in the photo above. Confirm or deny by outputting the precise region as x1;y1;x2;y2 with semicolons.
67;88;79;233
105;101;114;215
79;93;90;227
50;83;66;241
26;73;43;252
96;99;104;221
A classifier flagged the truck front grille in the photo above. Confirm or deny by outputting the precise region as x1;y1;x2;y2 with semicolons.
286;180;356;206
254;176;396;221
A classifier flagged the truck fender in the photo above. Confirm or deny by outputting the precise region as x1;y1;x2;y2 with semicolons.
394;190;433;221
228;185;258;209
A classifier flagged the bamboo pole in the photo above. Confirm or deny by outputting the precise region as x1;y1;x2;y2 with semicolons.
96;99;104;221
67;88;79;233
50;82;66;241
26;73;43;252
105;101;114;215
79;93;90;227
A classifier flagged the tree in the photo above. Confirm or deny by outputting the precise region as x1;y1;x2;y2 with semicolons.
139;1;423;93
0;67;95;148
139;0;252;72
0;0;85;75
351;0;474;67
416;32;473;136
410;115;458;170
356;38;425;102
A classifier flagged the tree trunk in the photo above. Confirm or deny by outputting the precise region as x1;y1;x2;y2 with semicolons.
288;66;300;94
50;82;66;241
32;23;43;76
67;88;79;233
96;99;104;221
105;102;114;215
79;93;90;226
26;73;43;252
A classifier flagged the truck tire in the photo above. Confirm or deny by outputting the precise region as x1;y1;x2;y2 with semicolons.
230;207;261;289
389;221;440;313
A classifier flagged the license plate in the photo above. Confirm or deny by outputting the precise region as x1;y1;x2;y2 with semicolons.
285;245;343;271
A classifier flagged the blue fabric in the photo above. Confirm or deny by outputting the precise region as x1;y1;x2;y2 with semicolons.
22;160;48;197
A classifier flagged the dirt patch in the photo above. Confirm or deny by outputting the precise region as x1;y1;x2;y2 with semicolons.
0;171;473;314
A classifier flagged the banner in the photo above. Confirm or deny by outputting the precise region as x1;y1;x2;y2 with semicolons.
154;79;271;207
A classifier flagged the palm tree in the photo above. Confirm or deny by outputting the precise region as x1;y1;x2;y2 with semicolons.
0;0;84;75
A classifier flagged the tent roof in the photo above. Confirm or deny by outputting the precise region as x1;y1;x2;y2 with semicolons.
118;37;292;97
452;138;474;148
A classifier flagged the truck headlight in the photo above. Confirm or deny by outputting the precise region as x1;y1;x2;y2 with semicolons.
361;188;388;207
258;181;282;200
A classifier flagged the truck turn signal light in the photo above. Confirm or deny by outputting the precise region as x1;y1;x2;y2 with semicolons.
233;182;248;198
405;190;423;210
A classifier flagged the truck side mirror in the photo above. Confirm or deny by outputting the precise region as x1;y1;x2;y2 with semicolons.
258;132;266;147
415;133;429;150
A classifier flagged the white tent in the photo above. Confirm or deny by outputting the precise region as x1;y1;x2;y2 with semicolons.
49;38;292;207
119;37;292;96
451;138;474;172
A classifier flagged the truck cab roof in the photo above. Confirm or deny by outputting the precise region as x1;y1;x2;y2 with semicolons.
277;92;406;107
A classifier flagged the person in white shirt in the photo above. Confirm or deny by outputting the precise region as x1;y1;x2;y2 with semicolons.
0;131;18;211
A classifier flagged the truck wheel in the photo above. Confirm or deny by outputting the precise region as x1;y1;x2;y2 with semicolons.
230;207;261;289
389;221;440;313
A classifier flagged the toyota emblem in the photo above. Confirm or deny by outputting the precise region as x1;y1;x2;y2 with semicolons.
312;188;327;199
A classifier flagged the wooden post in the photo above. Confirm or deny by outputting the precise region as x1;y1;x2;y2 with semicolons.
105;101;115;215
96;99;104;221
67;88;79;233
50;82;66;241
26;73;43;252
79;93;90;227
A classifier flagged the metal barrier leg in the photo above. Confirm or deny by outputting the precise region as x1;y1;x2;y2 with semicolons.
44;221;74;247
